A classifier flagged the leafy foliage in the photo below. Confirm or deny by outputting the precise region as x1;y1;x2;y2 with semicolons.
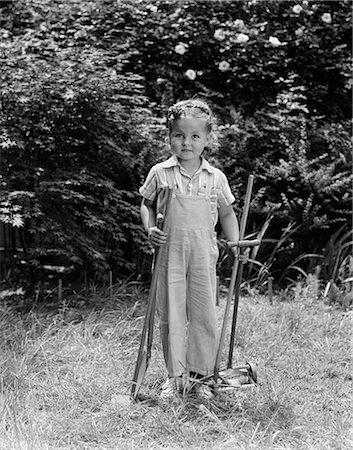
0;1;154;276
126;0;352;245
123;0;352;283
127;0;351;117
0;0;352;287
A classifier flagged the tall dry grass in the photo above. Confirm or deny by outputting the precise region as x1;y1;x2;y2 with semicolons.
0;278;352;450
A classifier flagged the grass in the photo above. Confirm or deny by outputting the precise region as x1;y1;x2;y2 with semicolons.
0;279;352;450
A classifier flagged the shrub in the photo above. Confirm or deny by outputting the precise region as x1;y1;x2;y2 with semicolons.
0;2;154;278
1;0;351;286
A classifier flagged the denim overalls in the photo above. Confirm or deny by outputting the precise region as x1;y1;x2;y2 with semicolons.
157;168;219;377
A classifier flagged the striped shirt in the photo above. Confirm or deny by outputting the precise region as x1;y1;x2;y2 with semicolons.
139;155;235;225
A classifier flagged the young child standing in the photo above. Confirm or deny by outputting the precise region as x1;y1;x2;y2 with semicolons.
139;98;241;400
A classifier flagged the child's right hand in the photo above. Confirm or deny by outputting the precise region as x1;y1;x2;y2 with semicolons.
148;226;167;246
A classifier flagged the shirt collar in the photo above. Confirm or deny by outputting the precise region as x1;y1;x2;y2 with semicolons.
160;155;215;173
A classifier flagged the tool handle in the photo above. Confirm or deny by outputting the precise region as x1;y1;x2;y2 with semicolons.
227;239;261;248
227;263;244;368
239;175;254;239
156;213;164;225
227;176;254;368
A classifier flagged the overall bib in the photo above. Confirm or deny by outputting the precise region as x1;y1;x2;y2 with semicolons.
157;175;219;377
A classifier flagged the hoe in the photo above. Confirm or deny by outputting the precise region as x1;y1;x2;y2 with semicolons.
131;187;173;402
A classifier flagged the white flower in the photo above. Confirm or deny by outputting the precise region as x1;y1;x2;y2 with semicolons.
233;19;245;30
110;69;117;80
74;29;87;39
292;4;303;14
185;69;196;80
235;33;249;44
174;43;188;55
63;89;75;100
321;13;332;24
269;36;282;47
218;61;230;72
213;29;226;41
147;5;158;13
345;78;353;90
295;28;304;37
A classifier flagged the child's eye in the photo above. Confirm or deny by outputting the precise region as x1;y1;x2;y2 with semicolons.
192;134;200;139
174;133;183;138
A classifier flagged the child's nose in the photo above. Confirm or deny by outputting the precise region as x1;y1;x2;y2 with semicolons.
184;136;192;146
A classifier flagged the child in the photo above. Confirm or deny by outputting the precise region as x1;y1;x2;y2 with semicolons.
139;98;241;400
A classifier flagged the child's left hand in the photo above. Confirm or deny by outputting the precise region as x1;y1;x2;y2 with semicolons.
239;248;250;264
233;248;250;264
228;242;250;264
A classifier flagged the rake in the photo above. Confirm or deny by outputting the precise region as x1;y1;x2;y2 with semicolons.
212;174;260;391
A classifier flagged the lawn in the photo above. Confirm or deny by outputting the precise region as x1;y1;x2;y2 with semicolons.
0;280;352;450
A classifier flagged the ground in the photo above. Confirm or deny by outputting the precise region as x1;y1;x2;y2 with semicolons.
0;282;352;449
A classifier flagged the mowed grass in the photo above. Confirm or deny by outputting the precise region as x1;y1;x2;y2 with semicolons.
0;281;352;450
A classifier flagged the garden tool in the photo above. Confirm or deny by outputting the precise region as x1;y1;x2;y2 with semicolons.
213;174;260;391
131;187;173;402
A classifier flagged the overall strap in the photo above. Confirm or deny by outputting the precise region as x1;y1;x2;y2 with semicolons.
210;170;218;215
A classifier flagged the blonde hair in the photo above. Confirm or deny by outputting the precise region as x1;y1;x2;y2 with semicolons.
166;98;218;147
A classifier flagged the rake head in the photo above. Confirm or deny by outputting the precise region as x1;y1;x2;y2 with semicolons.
213;362;258;392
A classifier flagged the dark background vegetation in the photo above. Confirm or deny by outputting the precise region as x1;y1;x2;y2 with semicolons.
0;0;352;299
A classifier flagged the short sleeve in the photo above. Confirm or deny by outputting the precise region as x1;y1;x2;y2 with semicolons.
139;166;158;201
216;170;235;208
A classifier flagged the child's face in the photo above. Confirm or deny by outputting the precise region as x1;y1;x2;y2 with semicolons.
169;117;210;165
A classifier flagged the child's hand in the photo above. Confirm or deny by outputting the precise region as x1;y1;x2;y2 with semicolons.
148;226;167;246
239;248;250;264
228;241;250;264
232;248;250;264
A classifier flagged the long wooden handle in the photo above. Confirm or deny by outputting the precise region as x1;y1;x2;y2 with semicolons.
214;175;254;382
227;175;254;368
239;176;254;238
227;239;261;248
227;262;244;368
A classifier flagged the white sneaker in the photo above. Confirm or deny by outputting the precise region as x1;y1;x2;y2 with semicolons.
160;377;180;400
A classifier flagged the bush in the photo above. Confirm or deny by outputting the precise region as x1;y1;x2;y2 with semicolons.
0;1;155;278
127;0;352;281
1;0;351;286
